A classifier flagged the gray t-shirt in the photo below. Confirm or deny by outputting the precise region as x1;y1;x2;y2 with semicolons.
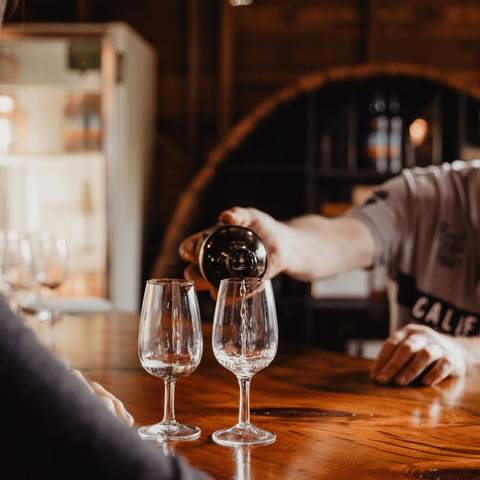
349;160;480;337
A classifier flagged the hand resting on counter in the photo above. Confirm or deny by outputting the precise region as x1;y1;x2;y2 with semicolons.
370;324;467;386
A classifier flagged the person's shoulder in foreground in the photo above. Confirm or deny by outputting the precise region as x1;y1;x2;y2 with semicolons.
0;297;209;480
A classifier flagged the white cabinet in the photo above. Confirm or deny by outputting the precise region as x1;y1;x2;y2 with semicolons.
0;23;156;311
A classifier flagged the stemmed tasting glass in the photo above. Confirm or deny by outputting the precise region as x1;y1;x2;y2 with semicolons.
212;277;278;446
2;230;34;312
30;232;68;346
138;279;203;442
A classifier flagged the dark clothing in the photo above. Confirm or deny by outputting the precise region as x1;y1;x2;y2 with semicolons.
0;297;208;480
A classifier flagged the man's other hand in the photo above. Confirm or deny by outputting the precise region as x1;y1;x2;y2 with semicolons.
371;324;467;386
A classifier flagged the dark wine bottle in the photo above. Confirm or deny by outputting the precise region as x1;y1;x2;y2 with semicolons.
196;225;268;288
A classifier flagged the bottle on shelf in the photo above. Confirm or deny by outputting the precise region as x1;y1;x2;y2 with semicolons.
0;93;27;154
64;93;102;152
0;94;14;153
366;91;389;174
388;91;403;174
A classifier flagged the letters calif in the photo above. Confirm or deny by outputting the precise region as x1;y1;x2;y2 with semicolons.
411;295;478;337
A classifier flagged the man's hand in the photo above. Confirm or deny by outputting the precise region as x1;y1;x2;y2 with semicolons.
371;324;467;387
71;369;134;426
178;207;293;292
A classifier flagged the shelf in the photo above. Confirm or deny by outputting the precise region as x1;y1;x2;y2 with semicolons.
277;297;308;307
226;164;306;174
277;296;388;311
0;83;102;94
224;165;399;180
308;297;387;311
315;169;396;182
0;151;105;166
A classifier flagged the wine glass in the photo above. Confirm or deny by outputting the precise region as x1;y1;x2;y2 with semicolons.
31;232;68;292
138;279;203;442
212;277;278;446
1;230;34;312
30;232;68;346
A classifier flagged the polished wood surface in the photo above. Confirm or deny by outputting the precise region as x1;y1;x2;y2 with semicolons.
33;312;480;479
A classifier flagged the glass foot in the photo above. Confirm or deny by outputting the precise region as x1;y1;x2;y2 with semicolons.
212;423;276;446
138;421;201;442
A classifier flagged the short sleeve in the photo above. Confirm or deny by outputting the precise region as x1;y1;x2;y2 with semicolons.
347;174;412;270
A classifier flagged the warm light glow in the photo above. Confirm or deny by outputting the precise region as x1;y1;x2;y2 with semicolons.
0;95;14;114
229;0;253;5
0;118;11;151
409;118;428;147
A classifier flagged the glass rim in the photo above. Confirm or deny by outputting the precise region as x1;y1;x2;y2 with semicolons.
219;277;268;285
146;278;194;286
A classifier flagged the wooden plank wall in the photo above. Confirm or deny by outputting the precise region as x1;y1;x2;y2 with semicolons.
232;0;480;120
11;0;480;156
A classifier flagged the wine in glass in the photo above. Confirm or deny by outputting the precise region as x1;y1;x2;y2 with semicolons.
31;232;68;322
138;279;203;442
212;277;278;446
31;232;68;289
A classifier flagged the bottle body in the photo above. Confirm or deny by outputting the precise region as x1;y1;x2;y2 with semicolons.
196;225;268;288
388;91;403;173
366;92;389;174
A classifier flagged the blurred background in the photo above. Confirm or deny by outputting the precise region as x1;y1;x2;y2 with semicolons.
2;0;480;352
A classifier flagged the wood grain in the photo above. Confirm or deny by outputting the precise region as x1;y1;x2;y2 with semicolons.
32;312;480;480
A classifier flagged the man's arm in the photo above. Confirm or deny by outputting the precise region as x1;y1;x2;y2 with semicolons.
284;214;375;280
180;204;475;387
222;209;479;386
180;207;376;285
456;337;480;368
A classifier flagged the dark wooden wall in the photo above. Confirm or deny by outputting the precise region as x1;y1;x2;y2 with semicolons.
10;1;480;154
7;0;480;278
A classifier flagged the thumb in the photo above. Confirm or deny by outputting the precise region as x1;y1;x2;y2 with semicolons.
219;207;252;227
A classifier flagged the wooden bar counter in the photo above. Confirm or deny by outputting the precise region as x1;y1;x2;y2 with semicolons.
38;312;480;479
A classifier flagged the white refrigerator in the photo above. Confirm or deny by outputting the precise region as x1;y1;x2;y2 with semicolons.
0;23;156;311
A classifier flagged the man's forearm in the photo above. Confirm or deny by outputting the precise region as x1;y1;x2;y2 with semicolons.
283;214;375;281
456;337;480;369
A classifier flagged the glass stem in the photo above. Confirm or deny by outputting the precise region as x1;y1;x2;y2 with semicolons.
9;292;19;316
163;380;176;424
238;377;251;426
49;287;59;323
46;320;55;351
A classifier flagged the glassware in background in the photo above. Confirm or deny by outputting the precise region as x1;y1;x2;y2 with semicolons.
1;230;34;312
0;230;5;294
30;232;68;347
212;277;278;446
31;232;68;291
138;279;203;442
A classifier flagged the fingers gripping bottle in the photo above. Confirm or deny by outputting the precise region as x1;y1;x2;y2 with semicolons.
196;225;268;288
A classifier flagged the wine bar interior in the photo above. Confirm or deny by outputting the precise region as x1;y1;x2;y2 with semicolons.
2;1;480;479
